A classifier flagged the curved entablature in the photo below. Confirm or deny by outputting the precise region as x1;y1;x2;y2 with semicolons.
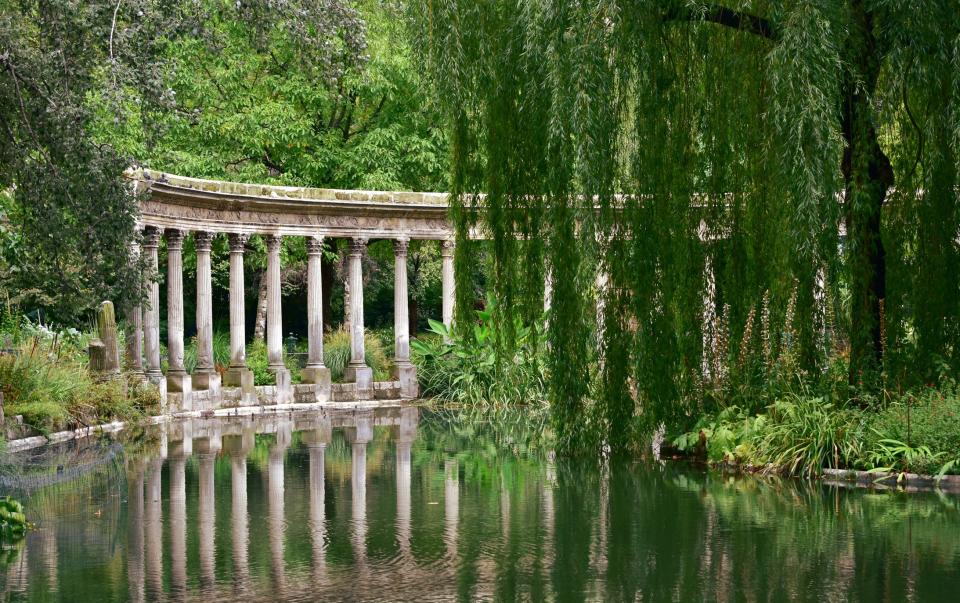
133;168;456;240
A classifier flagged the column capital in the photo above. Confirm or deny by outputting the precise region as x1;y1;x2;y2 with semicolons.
441;238;455;257
165;228;186;250
194;231;214;251
393;237;410;256
143;226;162;248
306;235;324;255
349;237;368;256
265;234;283;252
228;232;249;253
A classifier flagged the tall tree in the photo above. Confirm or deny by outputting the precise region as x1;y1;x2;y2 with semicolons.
414;1;960;451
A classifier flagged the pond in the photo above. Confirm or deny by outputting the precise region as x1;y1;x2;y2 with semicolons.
2;404;959;602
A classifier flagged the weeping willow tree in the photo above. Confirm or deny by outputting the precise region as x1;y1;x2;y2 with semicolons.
412;1;960;453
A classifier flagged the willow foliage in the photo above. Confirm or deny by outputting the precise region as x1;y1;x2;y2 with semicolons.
413;1;960;453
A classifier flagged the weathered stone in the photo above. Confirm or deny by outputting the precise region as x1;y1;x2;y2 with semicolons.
89;301;122;384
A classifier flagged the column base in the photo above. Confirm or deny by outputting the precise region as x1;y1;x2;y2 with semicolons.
166;371;193;412
192;369;221;392
224;366;256;404
394;363;419;399
301;366;332;403
270;367;293;404
343;364;373;400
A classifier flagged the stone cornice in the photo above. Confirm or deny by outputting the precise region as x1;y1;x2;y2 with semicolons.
132;169;457;240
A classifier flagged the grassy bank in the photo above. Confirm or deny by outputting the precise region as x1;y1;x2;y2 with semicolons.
671;382;960;479
0;329;161;436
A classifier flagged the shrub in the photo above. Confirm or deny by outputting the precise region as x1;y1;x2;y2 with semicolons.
323;328;392;382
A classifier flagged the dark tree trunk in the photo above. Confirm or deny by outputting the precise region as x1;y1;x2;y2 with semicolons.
841;2;893;392
409;298;419;336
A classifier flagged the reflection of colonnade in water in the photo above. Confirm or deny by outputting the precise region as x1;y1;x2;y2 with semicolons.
119;406;424;600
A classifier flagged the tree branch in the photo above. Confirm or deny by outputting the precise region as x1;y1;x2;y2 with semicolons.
663;2;777;41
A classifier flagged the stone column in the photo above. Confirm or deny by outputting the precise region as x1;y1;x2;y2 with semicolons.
142;227;163;386
265;234;292;401
393;238;418;398
125;303;145;378
344;237;373;398
193;231;220;393
301;235;331;400
165;229;192;408
224;233;255;403
396;409;416;560
125;237;145;379
441;239;455;335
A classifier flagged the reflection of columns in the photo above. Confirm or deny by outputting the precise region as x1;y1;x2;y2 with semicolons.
126;463;145;603
268;424;290;592
396;424;413;558
224;431;253;594
168;431;191;598
302;236;332;399
194;231;220;392
304;422;330;585
445;458;459;558
393;238;417;398
351;415;372;567
165;228;192;407
265;235;292;400
145;456;164;600
441;239;455;334
38;516;58;594
143;227;163;383
197;438;217;593
541;458;556;586
344;237;373;398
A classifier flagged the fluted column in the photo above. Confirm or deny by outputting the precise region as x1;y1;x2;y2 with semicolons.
393;238;418;398
224;233;255;402
125;303;145;378
302;235;331;400
193;231;220;393
265;234;292;401
441;239;455;337
142;227;163;384
165;228;192;407
344;237;373;398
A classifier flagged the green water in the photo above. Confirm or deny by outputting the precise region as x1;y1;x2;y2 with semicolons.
2;405;959;602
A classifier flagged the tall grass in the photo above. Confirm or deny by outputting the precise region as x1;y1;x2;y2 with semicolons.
0;338;160;434
244;329;392;385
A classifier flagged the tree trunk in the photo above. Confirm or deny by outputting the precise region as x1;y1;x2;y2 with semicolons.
321;250;334;332
841;2;893;392
253;269;268;341
409;298;419;336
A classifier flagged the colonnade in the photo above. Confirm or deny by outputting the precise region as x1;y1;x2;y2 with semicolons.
127;227;456;408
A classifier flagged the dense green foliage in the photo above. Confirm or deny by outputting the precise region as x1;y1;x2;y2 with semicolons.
414;1;960;454
412;299;548;406
0;497;27;542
